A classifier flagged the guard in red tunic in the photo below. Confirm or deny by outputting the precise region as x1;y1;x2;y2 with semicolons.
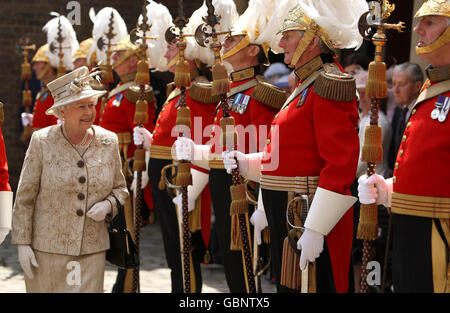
132;0;239;292
28;14;79;131
23;44;57;131
222;1;367;292
0;104;13;246
358;0;450;293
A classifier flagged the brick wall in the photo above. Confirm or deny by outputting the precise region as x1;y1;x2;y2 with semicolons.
0;0;210;192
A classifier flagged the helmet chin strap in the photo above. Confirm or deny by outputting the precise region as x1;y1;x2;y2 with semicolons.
222;34;251;61
37;63;52;81
289;30;315;69
416;26;450;55
112;50;137;70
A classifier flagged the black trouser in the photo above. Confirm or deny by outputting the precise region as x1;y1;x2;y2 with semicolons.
391;213;435;292
209;169;254;292
149;157;203;293
262;188;337;293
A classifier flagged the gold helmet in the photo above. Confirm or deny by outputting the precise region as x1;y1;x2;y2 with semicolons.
263;0;367;68
112;35;141;69
221;0;273;62
415;0;450;18
414;0;450;55
73;38;97;66
31;44;50;63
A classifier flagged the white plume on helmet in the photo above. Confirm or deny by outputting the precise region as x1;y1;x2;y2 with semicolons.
43;12;79;71
298;0;367;50
256;0;300;54
257;0;367;55
137;0;173;72
184;0;239;66
88;7;128;65
233;0;276;43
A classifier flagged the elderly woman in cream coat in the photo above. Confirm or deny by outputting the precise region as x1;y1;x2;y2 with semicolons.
12;66;129;292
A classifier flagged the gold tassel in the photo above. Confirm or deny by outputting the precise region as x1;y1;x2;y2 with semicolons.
280;237;301;290
212;63;230;96
176;106;191;129
220;116;238;148
21;126;32;142
174;59;191;88
361;125;383;163
22;90;32;107
188;196;202;232
262;227;270;244
230;214;242;251
175;162;192;187
158;164;174;190
133;148;146;172
134;100;148;125
366;61;387;99
357;203;378;240
230;184;249;215
134;60;150;86
21;63;32;80
57;64;66;78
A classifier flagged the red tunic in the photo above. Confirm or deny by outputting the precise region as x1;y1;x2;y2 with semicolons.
0;127;11;192
31;88;57;129
209;77;279;157
261;69;360;292
99;83;156;212
150;85;216;247
392;79;450;218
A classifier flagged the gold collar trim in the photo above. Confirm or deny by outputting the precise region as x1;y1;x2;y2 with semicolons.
230;66;257;82
426;64;450;83
120;72;136;83
294;56;323;81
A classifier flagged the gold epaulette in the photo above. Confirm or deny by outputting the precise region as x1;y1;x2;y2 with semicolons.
166;82;175;99
251;77;287;110
189;81;220;104
313;64;356;102
125;85;156;105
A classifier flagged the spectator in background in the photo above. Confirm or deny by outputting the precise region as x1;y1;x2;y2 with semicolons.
387;62;423;174
263;62;290;84
342;52;370;75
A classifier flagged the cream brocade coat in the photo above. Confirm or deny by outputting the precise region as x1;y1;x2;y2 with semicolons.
12;125;129;256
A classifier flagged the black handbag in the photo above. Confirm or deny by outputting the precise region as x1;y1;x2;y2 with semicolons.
106;196;139;269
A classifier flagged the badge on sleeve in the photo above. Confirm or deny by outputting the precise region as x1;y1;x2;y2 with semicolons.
112;93;124;107
229;93;250;114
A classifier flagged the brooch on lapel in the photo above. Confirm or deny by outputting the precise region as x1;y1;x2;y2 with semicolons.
102;138;112;145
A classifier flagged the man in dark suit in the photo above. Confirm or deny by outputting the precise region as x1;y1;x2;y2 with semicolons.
387;62;423;174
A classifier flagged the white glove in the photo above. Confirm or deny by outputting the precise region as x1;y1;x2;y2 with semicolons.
358;174;392;207
297;228;324;271
222;150;249;176
172;169;209;216
18;245;39;279
21;113;33;127
0;227;9;245
250;188;268;245
174;137;195;161
86;200;112;222
133;126;152;151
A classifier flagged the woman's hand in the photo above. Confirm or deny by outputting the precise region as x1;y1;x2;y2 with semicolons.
86;200;112;222
18;245;39;279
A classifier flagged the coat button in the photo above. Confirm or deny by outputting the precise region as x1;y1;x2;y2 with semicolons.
77;160;85;168
77;193;85;200
402;135;407;142
394;162;399;170
393;176;397;183
411;109;416;115
76;209;84;217
399;149;404;156
79;176;86;184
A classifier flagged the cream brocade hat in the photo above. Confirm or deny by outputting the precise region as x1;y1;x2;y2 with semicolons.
45;66;106;115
